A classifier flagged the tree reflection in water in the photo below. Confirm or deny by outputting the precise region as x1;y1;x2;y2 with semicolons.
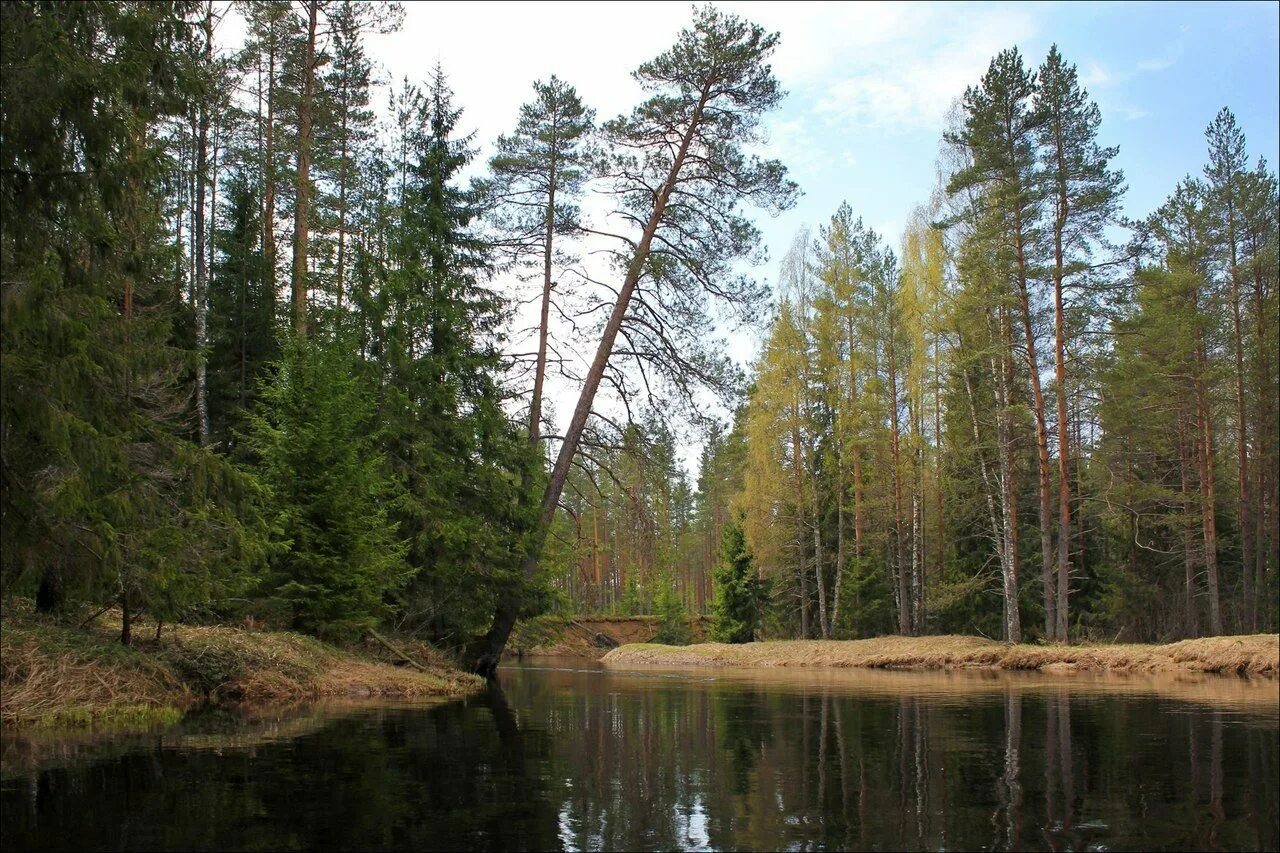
2;663;1277;851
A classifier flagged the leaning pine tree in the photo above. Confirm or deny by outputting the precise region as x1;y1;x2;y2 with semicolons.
467;5;798;676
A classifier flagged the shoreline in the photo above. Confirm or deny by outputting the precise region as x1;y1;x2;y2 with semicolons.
1;606;484;730
602;633;1280;677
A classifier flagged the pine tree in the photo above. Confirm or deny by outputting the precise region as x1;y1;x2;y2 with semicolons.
470;6;797;674
1035;44;1124;640
485;76;595;442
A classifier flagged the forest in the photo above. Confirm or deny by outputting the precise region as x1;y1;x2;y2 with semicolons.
1;1;1276;681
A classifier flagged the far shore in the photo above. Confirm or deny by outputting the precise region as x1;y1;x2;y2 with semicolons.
603;633;1280;677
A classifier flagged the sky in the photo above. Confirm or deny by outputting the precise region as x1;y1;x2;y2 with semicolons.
368;1;1279;266
231;1;1280;469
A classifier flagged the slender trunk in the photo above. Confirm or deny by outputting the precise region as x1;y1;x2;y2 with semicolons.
468;85;714;675
1014;256;1056;641
1253;259;1276;631
933;333;944;604
995;308;1022;643
846;311;865;561
832;472;845;636
263;26;277;306
1051;167;1071;642
963;360;1004;572
912;437;924;633
291;0;318;335
194;8;212;444
530;157;557;442
1002;691;1023;850
1196;327;1223;634
335;77;350;319
1226;211;1253;631
793;419;811;639
1181;423;1199;638
813;455;828;639
887;314;910;634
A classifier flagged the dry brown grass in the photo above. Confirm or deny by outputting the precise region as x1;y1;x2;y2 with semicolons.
0;635;194;727
604;633;1280;677
1;607;482;728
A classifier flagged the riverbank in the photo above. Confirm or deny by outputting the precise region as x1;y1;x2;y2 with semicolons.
603;633;1280;676
507;614;710;659
1;605;483;729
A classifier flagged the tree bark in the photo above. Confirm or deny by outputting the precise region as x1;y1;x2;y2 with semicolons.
262;16;278;304
291;0;319;335
529;150;557;442
1013;248;1056;642
1224;196;1253;631
1195;322;1223;635
888;310;910;635
193;2;213;445
1180;421;1199;638
994;308;1022;643
1050;169;1071;643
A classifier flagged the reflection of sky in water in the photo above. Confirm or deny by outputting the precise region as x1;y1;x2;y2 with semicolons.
675;793;711;852
557;798;577;852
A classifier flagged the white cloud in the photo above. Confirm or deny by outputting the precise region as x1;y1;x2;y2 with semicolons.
799;5;1040;130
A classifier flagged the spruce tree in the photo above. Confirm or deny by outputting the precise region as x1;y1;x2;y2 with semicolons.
710;517;760;643
248;335;407;642
377;67;542;647
0;1;265;640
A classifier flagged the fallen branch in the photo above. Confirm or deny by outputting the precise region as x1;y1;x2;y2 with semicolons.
78;595;123;629
368;629;430;673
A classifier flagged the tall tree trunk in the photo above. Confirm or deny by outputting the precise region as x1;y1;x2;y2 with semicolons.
888;314;910;635
336;86;349;318
262;21;277;310
1225;213;1253;631
844;308;865;560
193;3;213;445
994;308;1022;643
1253;260;1276;631
291;0;318;335
1014;255;1056;641
1051;186;1072;642
468;84;714;676
1180;421;1199;638
933;333;945;608
813;453;828;639
1196;330;1223;635
793;419;811;639
530;158;557;442
912;436;924;634
832;470;845;636
964;360;1004;582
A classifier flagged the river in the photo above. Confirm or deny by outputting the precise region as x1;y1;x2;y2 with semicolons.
2;660;1277;851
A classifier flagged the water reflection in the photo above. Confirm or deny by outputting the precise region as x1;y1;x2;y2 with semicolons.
2;663;1277;851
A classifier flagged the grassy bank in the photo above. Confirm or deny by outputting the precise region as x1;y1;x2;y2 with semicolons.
604;634;1280;676
1;604;483;729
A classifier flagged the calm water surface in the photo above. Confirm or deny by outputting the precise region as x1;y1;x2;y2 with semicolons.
2;660;1277;851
